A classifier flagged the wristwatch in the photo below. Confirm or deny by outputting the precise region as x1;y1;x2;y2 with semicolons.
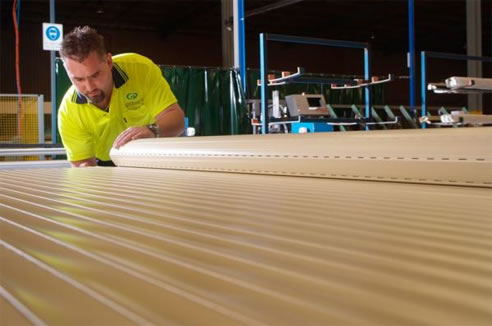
146;123;160;137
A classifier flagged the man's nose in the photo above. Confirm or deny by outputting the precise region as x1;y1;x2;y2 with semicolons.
85;78;96;92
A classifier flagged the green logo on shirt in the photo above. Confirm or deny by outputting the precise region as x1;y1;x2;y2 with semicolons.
126;92;138;100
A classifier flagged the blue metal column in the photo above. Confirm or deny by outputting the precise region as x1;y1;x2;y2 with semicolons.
420;51;427;129
238;0;247;94
50;0;57;143
259;33;268;134
408;0;416;116
363;47;371;130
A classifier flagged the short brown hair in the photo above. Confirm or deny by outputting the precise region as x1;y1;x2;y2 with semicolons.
60;26;107;62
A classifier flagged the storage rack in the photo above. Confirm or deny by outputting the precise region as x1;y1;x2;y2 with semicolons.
420;51;492;128
258;33;371;134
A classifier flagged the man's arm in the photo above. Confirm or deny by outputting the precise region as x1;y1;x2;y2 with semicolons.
154;103;186;137
112;103;185;149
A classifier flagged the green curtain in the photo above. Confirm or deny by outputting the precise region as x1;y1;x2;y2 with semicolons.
162;66;249;136
55;59;72;143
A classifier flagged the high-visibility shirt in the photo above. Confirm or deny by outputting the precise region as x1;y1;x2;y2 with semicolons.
58;52;177;162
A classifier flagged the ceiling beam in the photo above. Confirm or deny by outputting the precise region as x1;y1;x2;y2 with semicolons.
245;0;304;18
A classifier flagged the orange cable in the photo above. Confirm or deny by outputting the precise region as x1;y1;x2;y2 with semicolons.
12;0;23;137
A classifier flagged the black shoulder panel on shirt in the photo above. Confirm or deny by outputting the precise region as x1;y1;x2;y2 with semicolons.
112;63;129;88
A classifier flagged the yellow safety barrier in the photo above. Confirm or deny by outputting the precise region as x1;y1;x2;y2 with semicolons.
0;94;41;161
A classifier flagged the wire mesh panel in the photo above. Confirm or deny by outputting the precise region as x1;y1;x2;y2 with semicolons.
0;94;40;144
0;94;42;161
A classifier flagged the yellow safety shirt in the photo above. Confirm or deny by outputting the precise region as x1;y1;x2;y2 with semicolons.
58;53;177;162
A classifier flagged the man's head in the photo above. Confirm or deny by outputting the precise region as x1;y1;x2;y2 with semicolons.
60;26;113;107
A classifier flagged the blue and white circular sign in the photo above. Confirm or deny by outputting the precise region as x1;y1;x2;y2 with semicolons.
42;23;63;51
46;26;60;41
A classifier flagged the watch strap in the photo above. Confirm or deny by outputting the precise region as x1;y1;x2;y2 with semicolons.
146;123;160;137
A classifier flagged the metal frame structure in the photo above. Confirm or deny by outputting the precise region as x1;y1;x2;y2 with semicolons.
259;33;371;134
0;147;66;157
50;0;57;144
237;0;247;93
420;51;492;128
238;1;418;122
0;160;70;169
239;0;305;94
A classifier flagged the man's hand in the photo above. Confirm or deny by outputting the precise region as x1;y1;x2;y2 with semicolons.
113;126;155;149
113;103;185;149
71;157;97;167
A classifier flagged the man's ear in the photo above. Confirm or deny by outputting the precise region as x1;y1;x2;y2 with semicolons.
60;57;71;78
107;53;113;69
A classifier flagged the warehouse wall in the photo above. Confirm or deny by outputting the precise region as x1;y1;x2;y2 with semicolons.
1;21;489;110
0;22;222;99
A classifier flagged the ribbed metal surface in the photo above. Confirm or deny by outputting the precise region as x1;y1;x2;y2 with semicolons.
1;166;491;325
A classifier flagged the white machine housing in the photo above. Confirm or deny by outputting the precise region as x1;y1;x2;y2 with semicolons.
285;94;330;118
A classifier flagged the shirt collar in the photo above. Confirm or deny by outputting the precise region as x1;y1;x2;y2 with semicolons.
74;63;128;104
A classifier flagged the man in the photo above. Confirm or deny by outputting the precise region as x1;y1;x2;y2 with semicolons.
58;26;185;167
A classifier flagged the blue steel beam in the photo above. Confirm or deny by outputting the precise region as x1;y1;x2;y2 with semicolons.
259;33;268;134
238;0;247;94
420;51;427;129
364;47;371;130
50;0;57;144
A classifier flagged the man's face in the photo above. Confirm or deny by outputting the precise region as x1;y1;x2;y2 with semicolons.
63;51;113;106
